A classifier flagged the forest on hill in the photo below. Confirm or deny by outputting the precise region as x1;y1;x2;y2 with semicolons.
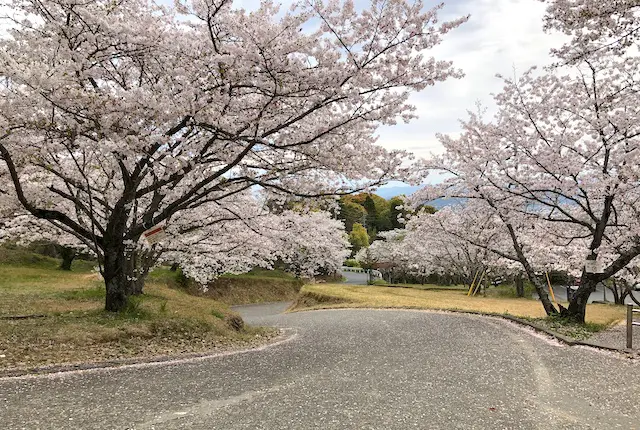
337;193;435;254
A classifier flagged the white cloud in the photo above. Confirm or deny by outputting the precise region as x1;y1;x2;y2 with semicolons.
160;0;567;162
376;0;569;159
2;0;566;164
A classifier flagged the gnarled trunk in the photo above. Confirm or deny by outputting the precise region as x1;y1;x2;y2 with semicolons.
127;275;146;296
124;247;157;296
501;221;558;316
608;279;621;304
566;274;598;323
103;245;128;312
520;272;558;316
58;246;76;271
607;279;633;305
515;274;524;298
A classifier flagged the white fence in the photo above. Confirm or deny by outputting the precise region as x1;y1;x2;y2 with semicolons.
340;267;382;279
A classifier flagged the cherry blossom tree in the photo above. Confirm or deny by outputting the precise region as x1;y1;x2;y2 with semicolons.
403;204;508;288
356;229;411;283
0;0;468;310
155;192;275;287
163;197;350;286
422;54;640;322
269;209;351;278
543;0;640;60
0;212;93;270
0;179;95;270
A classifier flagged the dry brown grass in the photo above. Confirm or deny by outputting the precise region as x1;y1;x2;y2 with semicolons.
0;255;275;372
294;284;625;326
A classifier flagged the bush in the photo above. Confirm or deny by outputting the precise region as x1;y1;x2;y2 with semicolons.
369;279;388;286
344;259;361;268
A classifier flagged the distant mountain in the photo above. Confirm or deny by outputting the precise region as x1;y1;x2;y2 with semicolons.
427;198;466;209
374;185;421;199
374;185;464;208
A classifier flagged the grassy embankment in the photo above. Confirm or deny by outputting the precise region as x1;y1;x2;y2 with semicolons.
292;283;626;339
0;248;280;372
184;268;304;305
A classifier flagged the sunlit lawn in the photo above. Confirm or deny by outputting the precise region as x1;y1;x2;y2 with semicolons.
0;252;271;371
295;284;625;326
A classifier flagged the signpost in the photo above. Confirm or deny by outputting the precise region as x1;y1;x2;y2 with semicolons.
584;259;603;274
143;225;166;246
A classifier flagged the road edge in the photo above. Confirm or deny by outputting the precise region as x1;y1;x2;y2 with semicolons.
289;304;639;358
0;328;296;380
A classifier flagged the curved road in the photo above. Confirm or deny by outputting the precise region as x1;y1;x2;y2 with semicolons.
1;305;639;429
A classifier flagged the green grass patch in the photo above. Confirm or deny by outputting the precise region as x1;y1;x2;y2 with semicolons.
486;283;537;299
221;268;297;280
0;246;96;272
0;249;276;372
57;287;105;301
369;279;388;286
178;269;304;305
211;309;225;319
526;314;612;340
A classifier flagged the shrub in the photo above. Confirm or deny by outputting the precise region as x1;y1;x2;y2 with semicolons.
369;279;388;286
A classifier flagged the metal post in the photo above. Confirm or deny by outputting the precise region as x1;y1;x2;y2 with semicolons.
627;304;633;349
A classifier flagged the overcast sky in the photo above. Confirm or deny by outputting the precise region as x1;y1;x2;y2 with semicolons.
3;0;566;159
2;0;568;191
375;0;568;159
235;0;567;160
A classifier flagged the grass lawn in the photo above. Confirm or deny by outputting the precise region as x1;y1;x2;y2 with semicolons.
293;284;626;330
0;248;275;372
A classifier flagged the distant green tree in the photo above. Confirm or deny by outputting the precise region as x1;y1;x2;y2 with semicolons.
375;208;392;232
349;223;370;255
388;196;407;229
416;204;437;214
363;195;378;235
338;199;367;232
338;193;413;234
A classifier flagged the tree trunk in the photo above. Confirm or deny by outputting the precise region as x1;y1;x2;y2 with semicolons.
128;276;146;296
608;279;621;305
58;246;76;271
518;266;557;315
170;262;179;272
515;275;525;298
567;274;598;323
501;221;558;315
103;246;128;312
124;248;154;296
529;275;559;316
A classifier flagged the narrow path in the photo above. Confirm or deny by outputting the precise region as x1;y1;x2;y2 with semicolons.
1;306;639;429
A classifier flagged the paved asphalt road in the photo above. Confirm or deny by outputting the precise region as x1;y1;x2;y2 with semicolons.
340;270;369;285
2;305;640;429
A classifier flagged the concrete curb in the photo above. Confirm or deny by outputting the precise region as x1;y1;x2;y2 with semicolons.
490;313;638;356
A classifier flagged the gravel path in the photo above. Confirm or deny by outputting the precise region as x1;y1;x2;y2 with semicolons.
1;306;639;429
589;322;640;350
